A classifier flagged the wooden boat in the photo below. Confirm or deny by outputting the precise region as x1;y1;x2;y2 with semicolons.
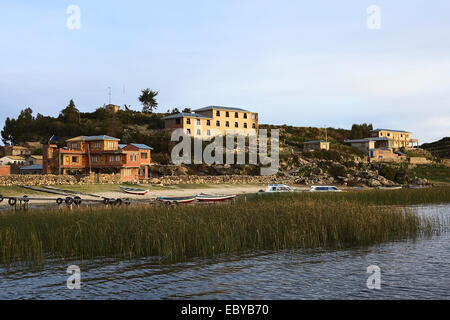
378;185;402;190
156;196;195;204
195;193;236;202
120;186;149;195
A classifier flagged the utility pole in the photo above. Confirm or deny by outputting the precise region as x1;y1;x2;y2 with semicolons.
108;87;112;104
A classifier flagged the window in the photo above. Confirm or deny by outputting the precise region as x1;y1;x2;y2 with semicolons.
206;120;210;126
124;168;132;177
130;154;137;161
175;119;181;124
186;129;191;135
226;121;230;127
252;114;256;119
186;118;191;124
93;142;102;149
400;134;403;138
141;152;148;159
380;132;383;136
235;122;238;128
216;110;220;116
226;111;229;117
72;156;78;163
108;141;115;149
91;156;98;163
235;112;238;118
207;130;211;136
116;155;121;162
216;120;220;126
197;119;201;125
196;129;201;135
387;133;391;137
244;113;248;119
71;143;79;149
252;123;256;129
244;123;247;128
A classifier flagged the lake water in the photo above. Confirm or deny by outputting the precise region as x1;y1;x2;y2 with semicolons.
0;204;449;299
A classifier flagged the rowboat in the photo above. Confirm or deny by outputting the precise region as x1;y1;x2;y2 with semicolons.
120;186;149;195
195;193;236;202
156;196;196;204
258;184;295;193
378;186;403;190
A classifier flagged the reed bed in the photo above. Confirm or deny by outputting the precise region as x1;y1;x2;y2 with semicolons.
0;190;441;266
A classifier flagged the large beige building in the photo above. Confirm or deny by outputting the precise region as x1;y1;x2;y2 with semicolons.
163;106;258;137
369;129;416;149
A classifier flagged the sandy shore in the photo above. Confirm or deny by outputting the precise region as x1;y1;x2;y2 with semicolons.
1;184;307;207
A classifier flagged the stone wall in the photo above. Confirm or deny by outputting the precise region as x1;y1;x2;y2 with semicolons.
409;157;432;165
0;173;122;186
148;175;288;186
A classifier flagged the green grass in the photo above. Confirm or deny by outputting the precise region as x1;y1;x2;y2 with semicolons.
0;186;49;197
408;165;450;185
1;188;446;266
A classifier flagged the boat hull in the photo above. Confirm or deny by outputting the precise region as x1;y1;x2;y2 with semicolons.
120;187;149;195
195;194;236;202
156;196;195;204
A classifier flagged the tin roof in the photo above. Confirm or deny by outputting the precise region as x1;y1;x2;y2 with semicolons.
66;135;120;142
193;106;250;112
371;129;411;133
162;112;212;120
20;164;43;170
303;140;329;144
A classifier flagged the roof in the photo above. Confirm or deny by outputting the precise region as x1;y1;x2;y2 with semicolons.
7;145;28;149
119;143;153;150
162;112;212;120
66;135;120;142
1;155;26;160
29;155;43;159
192;106;250;112
303;140;329;144
371;129;411;133
128;143;153;150
345;137;388;143
20;164;43;171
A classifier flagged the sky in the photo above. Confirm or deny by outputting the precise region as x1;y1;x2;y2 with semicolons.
0;0;449;143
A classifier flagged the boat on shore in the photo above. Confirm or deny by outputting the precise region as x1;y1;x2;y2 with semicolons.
156;196;196;204
120;186;149;195
378;185;403;190
195;193;236;202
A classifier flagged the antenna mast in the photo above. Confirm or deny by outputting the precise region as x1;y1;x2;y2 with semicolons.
108;87;112;104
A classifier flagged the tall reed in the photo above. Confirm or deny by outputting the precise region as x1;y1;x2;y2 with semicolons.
0;192;439;266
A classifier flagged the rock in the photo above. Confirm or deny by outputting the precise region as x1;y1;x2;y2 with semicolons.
367;178;382;187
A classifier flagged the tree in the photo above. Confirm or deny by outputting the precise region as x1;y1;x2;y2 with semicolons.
182;108;191;113
1;117;17;145
138;89;158;113
59;99;80;123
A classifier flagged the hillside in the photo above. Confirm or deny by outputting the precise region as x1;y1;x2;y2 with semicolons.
420;137;450;159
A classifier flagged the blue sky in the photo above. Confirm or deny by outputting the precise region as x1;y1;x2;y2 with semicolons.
0;0;449;143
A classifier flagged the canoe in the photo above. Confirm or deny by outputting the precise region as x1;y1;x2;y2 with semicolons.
195;193;236;202
156;196;195;204
120;186;149;195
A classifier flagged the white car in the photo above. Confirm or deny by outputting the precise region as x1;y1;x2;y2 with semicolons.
308;186;342;192
259;184;295;193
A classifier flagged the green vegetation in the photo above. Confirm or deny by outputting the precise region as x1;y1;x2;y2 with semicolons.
1;187;447;266
420;137;450;159
408;165;450;185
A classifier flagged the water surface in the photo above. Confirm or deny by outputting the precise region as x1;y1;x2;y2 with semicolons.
0;204;449;299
